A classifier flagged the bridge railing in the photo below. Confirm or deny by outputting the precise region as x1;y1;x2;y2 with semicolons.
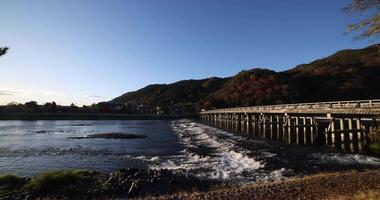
201;99;380;113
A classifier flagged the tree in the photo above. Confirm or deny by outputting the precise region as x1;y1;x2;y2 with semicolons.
0;47;8;57
24;101;38;108
51;101;57;109
44;101;57;111
344;0;380;39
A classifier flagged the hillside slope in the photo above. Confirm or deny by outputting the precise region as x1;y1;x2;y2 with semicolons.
111;77;228;112
203;44;380;108
112;44;380;112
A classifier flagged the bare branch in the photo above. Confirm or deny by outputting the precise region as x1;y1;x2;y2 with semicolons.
344;0;380;14
0;47;9;57
345;0;380;39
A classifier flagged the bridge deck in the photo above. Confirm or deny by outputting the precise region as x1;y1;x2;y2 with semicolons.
201;99;380;116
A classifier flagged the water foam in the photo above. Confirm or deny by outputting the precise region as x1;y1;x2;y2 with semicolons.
311;153;380;166
150;119;285;182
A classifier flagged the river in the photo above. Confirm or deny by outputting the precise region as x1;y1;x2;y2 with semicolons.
0;119;379;182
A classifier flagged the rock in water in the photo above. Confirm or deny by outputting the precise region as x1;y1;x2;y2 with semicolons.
68;132;146;139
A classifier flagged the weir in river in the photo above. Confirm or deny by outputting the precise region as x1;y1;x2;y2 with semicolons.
200;99;380;154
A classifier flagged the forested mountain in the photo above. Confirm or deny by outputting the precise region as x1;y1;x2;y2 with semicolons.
112;44;380;113
111;77;228;112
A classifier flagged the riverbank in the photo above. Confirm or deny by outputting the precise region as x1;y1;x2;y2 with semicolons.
153;169;380;200
0;113;196;120
0;168;219;200
1;169;379;199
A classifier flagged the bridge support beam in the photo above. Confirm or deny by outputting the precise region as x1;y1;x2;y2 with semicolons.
252;114;257;137
339;118;346;151
199;99;379;154
303;117;307;145
246;114;251;134
287;115;292;144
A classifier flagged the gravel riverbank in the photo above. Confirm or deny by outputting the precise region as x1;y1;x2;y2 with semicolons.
151;169;380;200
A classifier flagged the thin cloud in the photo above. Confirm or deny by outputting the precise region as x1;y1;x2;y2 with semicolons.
0;88;106;106
0;89;19;96
83;94;104;98
0;88;68;97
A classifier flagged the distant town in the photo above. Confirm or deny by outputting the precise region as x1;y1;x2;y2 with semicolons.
0;101;194;115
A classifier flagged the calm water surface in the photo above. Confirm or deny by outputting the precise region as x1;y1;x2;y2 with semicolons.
0;120;182;176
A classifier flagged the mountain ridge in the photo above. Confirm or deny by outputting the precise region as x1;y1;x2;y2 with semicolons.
111;44;380;113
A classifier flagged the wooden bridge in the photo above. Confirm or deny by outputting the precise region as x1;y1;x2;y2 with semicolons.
200;99;380;153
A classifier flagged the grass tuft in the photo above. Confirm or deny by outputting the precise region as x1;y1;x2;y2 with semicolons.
0;174;26;196
369;142;380;155
24;169;93;196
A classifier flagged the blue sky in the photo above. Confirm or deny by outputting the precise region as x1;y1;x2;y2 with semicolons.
0;0;377;105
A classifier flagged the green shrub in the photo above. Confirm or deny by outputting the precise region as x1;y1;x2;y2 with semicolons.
24;170;92;195
0;174;26;196
369;142;380;155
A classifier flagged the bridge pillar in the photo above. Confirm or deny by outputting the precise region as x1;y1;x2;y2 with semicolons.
269;115;274;139
295;116;300;144
302;117;307;145
219;113;224;128
230;113;233;131
235;114;239;132
369;118;379;144
229;113;232;130
242;114;246;133
229;114;233;130
325;114;336;147
226;113;229;129
216;113;220;126
224;113;228;129
347;118;354;152
237;114;240;132
220;114;223;128
309;117;315;145
257;114;261;137
287;115;292;144
226;113;230;129
282;115;287;143
229;114;233;131
246;113;251;134
262;114;266;138
276;115;280;140
277;115;281;140
356;118;363;153
331;118;336;147
339;118;346;151
232;113;237;131
252;114;257;137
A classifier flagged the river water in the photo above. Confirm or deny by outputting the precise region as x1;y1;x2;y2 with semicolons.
0;119;379;182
